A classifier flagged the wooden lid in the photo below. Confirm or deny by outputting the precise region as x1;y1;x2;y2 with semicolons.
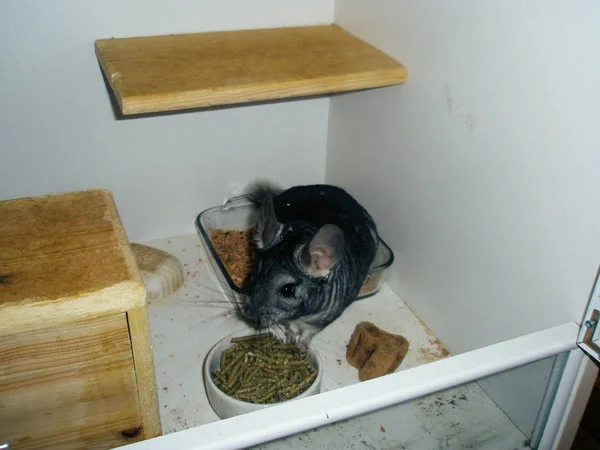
0;190;145;336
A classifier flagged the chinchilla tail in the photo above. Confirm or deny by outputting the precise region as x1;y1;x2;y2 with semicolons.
245;180;284;205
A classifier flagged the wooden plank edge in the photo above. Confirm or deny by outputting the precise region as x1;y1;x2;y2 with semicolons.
0;281;145;337
95;44;126;114
0;187;111;205
103;190;162;437
101;190;148;294
119;67;408;115
127;306;162;438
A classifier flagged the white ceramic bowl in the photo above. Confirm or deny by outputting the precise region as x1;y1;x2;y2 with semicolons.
203;331;323;419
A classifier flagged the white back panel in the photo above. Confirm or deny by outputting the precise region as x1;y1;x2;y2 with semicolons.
329;1;600;351
0;1;334;241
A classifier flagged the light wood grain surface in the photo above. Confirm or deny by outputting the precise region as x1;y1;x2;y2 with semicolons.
0;190;146;336
127;306;162;439
95;25;408;114
0;314;143;449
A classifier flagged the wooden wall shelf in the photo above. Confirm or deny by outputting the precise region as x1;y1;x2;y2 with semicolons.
95;25;408;115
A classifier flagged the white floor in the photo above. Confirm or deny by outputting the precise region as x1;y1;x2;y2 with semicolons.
143;234;527;449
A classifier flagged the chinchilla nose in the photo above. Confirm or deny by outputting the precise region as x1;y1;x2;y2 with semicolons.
241;299;271;325
241;302;255;320
241;300;260;321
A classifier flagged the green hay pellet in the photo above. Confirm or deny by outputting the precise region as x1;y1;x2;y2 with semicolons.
212;334;317;404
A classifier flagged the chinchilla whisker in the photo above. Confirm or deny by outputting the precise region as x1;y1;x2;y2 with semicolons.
254;322;269;338
179;293;238;307
175;301;235;309
148;291;241;310
189;309;241;329
186;295;241;306
186;270;249;297
152;301;233;312
184;283;245;304
264;323;278;344
186;282;244;301
198;291;245;306
309;336;341;355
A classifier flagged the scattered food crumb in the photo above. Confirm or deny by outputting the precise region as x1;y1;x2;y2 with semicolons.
167;240;171;244
169;353;174;358
380;425;386;433
336;359;342;366
163;387;168;392
170;407;188;430
418;343;450;362
198;258;204;263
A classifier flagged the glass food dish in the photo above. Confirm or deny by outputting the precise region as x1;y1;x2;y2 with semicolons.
196;196;394;300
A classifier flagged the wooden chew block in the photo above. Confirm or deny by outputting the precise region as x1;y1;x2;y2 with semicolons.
0;190;145;337
346;321;410;381
95;25;408;115
130;243;184;303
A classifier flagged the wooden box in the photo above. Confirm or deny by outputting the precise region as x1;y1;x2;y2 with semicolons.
0;190;161;449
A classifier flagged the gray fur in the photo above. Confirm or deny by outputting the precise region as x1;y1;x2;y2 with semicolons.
246;181;284;249
241;181;379;350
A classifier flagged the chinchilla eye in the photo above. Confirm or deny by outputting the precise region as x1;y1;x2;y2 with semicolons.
280;283;296;297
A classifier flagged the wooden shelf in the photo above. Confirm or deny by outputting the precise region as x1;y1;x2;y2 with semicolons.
95;25;408;115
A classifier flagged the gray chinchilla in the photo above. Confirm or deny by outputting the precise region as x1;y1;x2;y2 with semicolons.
240;181;379;350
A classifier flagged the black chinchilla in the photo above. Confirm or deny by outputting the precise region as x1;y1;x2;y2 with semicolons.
240;181;379;350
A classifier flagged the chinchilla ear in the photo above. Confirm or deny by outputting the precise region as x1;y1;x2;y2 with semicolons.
254;195;283;250
300;224;344;277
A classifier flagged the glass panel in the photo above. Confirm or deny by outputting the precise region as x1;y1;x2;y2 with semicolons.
252;353;569;450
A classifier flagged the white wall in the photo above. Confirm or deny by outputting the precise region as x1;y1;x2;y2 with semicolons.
329;1;600;351
0;1;334;242
3;0;599;350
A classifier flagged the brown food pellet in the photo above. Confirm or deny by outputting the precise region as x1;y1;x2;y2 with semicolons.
346;321;410;381
210;229;255;288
